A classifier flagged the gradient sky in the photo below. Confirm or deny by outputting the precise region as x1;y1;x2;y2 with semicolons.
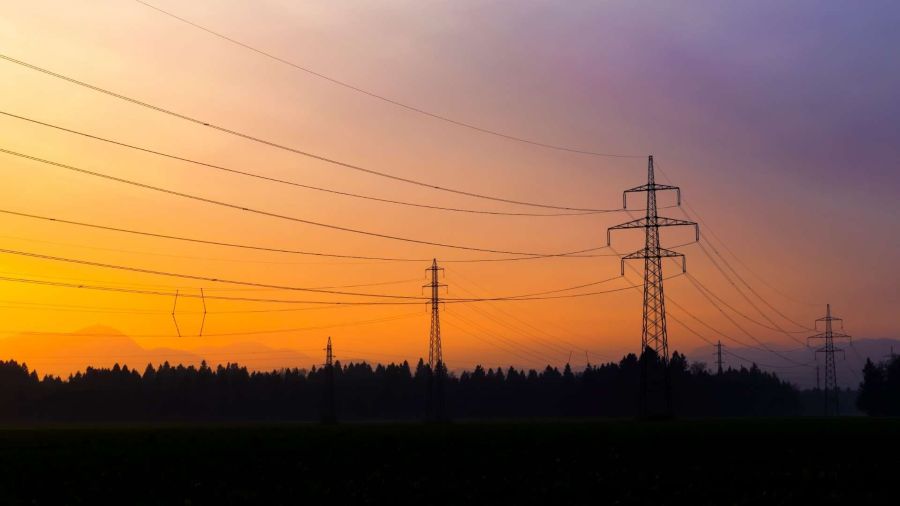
0;0;898;384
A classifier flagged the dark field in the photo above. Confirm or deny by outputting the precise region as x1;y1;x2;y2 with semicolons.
0;419;896;505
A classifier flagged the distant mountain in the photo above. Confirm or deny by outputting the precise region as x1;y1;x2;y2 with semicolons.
685;338;900;389
0;326;311;378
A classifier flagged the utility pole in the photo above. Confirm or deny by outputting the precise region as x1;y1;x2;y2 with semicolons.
715;340;725;375
321;336;336;424
608;155;699;418
424;259;447;421
808;304;851;416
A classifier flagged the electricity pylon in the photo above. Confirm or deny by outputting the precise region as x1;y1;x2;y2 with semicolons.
321;336;336;424
808;304;851;416
424;259;447;421
715;340;725;375
425;259;447;370
608;155;699;417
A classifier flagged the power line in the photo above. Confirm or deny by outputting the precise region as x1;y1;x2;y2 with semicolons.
610;248;814;372
722;350;810;371
453;298;570;362
0;147;610;256
610;247;813;369
448;266;624;362
665;310;808;370
692;230;814;333
685;272;808;336
0;110;626;217
614;164;814;357
0;255;665;305
0;52;633;211
671;277;812;367
443;318;546;368
0;208;619;264
0;246;429;300
0;263;416;294
133;0;642;159
0;275;420;306
0;299;353;316
653;160;820;308
3;311;422;339
443;312;554;366
449;271;595;359
205;278;420;292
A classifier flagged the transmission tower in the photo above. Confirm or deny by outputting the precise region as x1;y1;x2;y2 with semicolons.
807;304;851;416
608;155;699;417
425;259;447;370
715;340;725;375
424;259;447;421
321;336;336;424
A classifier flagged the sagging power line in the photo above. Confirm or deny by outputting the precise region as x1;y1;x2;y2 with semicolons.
0;53;633;211
0;110;628;217
0;147;612;257
133;0;643;159
0;208;625;264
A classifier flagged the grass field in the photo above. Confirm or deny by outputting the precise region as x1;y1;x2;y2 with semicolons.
0;418;896;504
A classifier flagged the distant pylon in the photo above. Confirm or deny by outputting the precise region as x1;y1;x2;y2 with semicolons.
424;258;447;421
715;340;725;375
425;259;446;370
807;304;851;416
321;336;336;424
608;155;699;417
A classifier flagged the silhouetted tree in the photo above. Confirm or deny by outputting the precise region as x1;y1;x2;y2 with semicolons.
0;351;822;422
857;356;900;416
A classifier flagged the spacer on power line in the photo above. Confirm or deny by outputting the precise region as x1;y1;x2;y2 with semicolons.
171;288;208;337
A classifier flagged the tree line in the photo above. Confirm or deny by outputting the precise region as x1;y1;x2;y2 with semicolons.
857;354;900;415
0;350;848;421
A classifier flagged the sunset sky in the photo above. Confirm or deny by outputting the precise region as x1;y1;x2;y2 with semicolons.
0;0;897;382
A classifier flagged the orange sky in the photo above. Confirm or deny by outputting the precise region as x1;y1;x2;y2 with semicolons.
0;0;898;380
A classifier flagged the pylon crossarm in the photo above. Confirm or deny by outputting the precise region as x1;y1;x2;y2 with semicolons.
621;247;685;260
619;248;685;274
610;217;649;229
623;184;681;208
809;332;851;341
655;216;700;239
607;216;698;245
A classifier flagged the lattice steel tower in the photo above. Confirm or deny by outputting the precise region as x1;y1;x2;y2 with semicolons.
608;155;698;416
321;336;336;424
808;304;851;416
715;340;725;375
424;259;447;421
425;258;446;370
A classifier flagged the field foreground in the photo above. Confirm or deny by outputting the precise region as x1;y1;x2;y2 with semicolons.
0;418;896;504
